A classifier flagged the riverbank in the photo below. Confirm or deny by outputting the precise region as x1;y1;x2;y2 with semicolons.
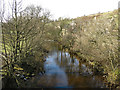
58;42;120;88
55;9;119;88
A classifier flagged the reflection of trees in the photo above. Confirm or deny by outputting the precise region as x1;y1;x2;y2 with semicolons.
54;50;94;75
55;51;81;73
70;54;75;63
61;51;63;64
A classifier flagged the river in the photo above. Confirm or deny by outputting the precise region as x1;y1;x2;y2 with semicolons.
25;48;106;88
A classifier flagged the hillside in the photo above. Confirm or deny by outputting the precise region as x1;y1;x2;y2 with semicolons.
58;9;119;87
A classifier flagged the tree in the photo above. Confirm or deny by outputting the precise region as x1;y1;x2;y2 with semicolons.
1;0;51;87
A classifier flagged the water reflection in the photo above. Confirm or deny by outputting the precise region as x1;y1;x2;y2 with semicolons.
26;49;106;88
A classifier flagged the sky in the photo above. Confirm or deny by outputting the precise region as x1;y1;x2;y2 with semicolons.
2;0;120;20
22;0;119;19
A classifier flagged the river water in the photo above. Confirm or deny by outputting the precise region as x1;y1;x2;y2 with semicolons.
26;48;106;88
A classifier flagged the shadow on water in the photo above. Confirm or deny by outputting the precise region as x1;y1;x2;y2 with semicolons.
25;48;106;88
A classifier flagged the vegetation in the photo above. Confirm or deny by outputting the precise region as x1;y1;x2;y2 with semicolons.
56;10;120;88
0;0;119;88
1;0;51;88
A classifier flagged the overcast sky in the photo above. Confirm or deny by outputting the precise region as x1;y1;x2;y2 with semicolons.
3;0;120;20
